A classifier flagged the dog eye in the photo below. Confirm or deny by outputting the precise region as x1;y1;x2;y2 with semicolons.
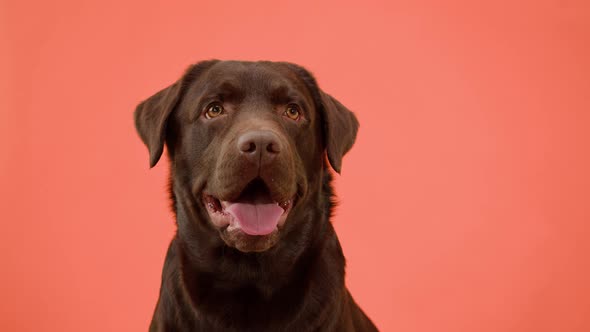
284;104;300;120
205;103;224;119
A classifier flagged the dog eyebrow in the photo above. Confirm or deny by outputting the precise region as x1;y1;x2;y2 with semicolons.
207;81;245;102
270;86;308;108
216;81;240;95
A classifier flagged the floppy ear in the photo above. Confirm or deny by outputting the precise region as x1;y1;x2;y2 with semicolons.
319;91;360;174
134;60;219;168
134;81;182;168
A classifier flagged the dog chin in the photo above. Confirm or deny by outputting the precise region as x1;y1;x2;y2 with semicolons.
219;226;281;252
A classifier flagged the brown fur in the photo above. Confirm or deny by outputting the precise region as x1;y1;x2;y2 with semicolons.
135;60;377;331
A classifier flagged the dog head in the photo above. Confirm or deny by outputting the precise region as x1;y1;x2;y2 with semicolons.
135;60;358;253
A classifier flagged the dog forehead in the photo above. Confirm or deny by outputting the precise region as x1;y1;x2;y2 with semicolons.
192;61;310;98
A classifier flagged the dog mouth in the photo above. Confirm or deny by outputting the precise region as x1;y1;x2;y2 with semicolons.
203;178;293;236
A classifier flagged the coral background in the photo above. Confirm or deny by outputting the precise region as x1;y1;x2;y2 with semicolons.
1;0;589;331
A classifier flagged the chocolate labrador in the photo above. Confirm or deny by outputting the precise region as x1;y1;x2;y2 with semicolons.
135;60;378;331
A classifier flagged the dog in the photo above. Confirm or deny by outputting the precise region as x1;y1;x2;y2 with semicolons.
135;60;378;331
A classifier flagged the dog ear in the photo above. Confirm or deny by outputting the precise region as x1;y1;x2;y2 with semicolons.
277;62;359;174
319;91;359;174
134;60;219;168
134;81;183;168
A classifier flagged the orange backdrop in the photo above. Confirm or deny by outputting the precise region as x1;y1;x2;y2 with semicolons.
2;0;590;331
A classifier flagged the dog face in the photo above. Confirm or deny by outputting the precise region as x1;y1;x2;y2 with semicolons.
135;60;358;253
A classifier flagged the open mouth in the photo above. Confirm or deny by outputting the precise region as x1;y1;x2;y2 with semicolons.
203;179;293;236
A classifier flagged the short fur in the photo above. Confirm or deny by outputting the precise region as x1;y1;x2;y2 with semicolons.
135;60;378;331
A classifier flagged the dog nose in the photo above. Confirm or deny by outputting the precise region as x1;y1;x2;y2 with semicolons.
237;131;281;164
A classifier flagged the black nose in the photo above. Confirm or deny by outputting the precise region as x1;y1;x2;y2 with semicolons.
237;131;281;165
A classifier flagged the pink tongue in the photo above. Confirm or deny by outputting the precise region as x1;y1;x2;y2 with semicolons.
225;202;283;235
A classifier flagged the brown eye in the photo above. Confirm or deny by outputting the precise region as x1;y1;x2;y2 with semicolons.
285;104;300;120
205;103;224;119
